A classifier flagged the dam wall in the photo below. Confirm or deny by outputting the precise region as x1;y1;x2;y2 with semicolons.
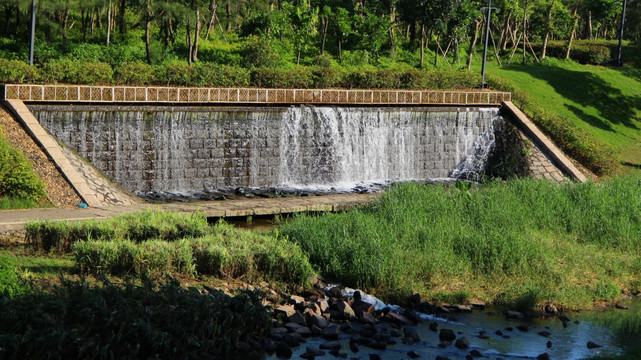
30;105;503;195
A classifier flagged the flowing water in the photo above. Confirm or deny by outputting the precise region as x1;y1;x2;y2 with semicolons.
269;289;641;360
31;105;502;199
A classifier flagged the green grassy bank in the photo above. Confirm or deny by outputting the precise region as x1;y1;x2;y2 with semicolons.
281;178;641;310
484;59;641;175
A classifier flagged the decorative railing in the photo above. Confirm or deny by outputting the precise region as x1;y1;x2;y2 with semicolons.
1;84;510;105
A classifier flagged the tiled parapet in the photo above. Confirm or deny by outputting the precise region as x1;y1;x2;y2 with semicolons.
1;84;510;105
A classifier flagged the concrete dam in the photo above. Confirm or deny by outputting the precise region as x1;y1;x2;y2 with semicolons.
31;105;501;196
2;84;584;206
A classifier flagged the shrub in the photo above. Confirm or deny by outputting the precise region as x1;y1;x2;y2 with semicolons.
341;68;401;89
0;279;271;359
0;59;41;83
114;62;155;85
0;133;46;202
251;66;314;88
242;36;284;68
0;255;30;298
193;63;250;87
311;67;345;88
41;59;113;84
162;60;194;86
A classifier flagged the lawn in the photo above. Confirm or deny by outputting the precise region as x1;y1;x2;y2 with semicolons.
484;59;641;173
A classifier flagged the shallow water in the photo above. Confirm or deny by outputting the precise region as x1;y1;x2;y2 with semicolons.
267;297;641;360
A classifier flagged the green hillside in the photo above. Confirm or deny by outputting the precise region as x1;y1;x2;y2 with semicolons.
484;59;641;174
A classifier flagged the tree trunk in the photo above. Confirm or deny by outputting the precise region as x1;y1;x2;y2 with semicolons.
467;20;481;71
205;0;217;40
434;33;439;67
587;11;592;40
541;0;556;59
226;0;232;32
119;0;126;40
145;1;152;65
186;17;193;65
565;1;578;59
320;16;328;54
338;36;342;61
499;9;512;51
420;25;425;67
62;8;70;41
106;0;112;46
193;8;201;62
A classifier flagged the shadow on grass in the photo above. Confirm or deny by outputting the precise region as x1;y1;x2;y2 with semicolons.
501;64;641;132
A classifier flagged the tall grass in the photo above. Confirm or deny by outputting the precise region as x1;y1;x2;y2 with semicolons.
280;177;641;308
26;210;211;252
71;221;316;285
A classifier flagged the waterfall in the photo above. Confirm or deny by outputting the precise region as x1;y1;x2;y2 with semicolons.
31;105;502;196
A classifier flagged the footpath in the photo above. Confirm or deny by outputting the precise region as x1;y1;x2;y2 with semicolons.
0;193;379;231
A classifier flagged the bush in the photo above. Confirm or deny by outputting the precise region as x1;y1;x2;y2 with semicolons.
0;133;46;202
251;66;314;88
311;67;345;88
0;255;30;298
242;36;284;68
193;62;250;87
162;60;194;86
41;59;113;84
114;62;155;85
0;279;271;359
26;210;210;252
0;59;41;83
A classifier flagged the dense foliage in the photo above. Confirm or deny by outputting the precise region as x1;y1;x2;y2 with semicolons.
1;0;639;72
0;127;46;203
280;178;641;308
0;279;271;360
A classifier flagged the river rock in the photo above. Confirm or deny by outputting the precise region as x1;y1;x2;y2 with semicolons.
455;337;470;349
469;349;483;357
332;300;357;320
470;301;486;310
451;304;472;313
587;341;603;349
429;322;438;332
516;324;529;332
326;287;343;298
310;314;328;328
369;354;382;360
404;326;421;343
271;327;289;339
383;312;414;326
435;356;450;360
264;339;277;354
275;342;292;358
547;341;552;348
340;321;353;333
322;324;340;340
477;330;489;339
307;302;321;315
352;300;375;314
616;303;629;310
310;324;323;335
288;311;307;327
296;327;313;337
408;350;421;358
283;333;302;347
285;322;305;332
318;299;329;313
359;311;377;325
439;328;456;342
349;341;359;353
537;331;551;338
536;353;550;360
544;303;558;314
403;309;422;323
290;295;305;305
275;305;296;317
505;310;525;319
409;293;421;304
319;340;342;350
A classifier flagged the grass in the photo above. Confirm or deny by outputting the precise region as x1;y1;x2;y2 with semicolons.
280;178;641;309
0;196;51;210
483;58;641;174
22;211;316;287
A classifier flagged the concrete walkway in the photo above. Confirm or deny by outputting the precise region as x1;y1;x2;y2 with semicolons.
0;193;380;231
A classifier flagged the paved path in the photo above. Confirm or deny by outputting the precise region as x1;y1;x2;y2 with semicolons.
0;193;380;231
